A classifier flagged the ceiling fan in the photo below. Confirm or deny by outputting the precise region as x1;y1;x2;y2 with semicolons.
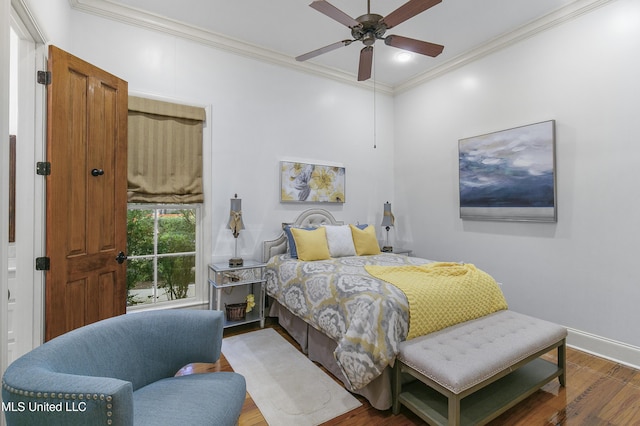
295;0;445;81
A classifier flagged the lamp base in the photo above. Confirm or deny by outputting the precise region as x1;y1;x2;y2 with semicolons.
382;246;393;253
229;257;244;267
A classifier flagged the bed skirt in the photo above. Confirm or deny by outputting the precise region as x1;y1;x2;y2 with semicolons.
268;299;393;410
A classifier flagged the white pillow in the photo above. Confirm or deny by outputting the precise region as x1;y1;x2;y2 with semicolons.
323;225;356;257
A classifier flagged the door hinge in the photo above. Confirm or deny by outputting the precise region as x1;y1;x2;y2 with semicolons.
35;257;50;271
37;70;51;85
36;162;51;176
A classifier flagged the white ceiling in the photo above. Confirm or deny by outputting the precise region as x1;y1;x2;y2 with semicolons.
79;0;592;89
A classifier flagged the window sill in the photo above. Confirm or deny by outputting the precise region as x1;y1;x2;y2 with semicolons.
126;299;208;313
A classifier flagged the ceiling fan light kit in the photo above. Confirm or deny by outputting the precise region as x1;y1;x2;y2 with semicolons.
297;0;445;81
395;51;414;62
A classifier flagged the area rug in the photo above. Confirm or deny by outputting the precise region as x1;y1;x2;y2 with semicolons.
222;328;361;426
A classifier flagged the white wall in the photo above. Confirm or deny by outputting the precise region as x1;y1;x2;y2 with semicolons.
22;0;69;45
395;0;640;354
32;4;395;263
21;0;640;365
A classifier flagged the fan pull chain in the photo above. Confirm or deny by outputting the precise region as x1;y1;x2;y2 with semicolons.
373;48;377;149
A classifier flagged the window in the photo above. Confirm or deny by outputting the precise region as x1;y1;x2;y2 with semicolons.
126;205;199;307
126;96;207;310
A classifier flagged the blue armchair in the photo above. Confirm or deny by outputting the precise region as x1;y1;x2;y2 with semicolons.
2;310;246;426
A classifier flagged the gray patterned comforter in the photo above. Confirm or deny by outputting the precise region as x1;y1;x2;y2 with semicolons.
265;253;429;390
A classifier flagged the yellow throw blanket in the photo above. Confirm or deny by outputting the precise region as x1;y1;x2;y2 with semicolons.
365;262;508;340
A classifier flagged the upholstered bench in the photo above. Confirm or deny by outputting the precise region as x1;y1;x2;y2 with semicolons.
392;310;567;426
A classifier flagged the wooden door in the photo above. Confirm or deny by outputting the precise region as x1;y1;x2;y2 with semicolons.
45;46;128;341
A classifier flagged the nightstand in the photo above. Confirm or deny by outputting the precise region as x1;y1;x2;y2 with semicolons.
208;260;266;328
383;247;413;256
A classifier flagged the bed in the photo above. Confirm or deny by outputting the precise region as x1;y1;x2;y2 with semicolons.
261;208;508;410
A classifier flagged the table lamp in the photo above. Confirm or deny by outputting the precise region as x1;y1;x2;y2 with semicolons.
228;194;245;267
381;201;394;252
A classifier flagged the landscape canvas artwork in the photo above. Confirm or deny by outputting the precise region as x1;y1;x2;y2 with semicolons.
458;120;556;222
280;161;346;203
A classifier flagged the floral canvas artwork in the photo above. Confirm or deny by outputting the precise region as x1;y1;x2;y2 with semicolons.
280;161;345;203
458;120;557;222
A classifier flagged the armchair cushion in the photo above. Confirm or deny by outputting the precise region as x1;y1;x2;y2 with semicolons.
133;373;245;426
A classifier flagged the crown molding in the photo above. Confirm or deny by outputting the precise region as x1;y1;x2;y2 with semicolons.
68;0;394;95
394;0;615;94
69;0;613;96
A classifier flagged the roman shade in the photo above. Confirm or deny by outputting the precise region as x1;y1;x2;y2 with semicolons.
128;96;205;203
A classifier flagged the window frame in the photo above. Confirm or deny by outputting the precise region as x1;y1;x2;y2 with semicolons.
126;203;206;311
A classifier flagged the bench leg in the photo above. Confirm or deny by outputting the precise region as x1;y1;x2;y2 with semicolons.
448;394;461;426
558;339;567;387
392;362;402;415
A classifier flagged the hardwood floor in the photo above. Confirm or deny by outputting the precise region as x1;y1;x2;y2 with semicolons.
181;320;640;425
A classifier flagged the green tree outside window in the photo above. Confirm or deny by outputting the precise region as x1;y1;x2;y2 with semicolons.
127;208;196;306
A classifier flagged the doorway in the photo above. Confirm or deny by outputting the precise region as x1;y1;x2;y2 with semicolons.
6;5;47;363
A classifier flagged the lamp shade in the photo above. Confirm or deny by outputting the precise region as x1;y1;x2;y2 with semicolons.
228;194;245;237
381;201;395;227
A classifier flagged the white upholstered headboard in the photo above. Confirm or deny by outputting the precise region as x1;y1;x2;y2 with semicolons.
262;208;343;262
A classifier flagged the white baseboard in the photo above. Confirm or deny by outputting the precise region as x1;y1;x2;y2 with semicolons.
567;327;640;370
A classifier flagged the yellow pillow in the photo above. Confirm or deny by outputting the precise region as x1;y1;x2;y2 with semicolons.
350;224;381;256
290;227;331;261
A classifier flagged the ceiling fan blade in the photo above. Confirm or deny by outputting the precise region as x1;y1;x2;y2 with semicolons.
358;46;374;81
381;0;442;29
310;0;360;28
295;40;353;62
384;35;444;57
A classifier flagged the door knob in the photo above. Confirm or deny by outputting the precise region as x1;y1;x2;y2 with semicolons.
115;251;128;264
91;168;104;176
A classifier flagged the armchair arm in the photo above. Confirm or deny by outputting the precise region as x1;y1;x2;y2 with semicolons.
2;368;133;426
